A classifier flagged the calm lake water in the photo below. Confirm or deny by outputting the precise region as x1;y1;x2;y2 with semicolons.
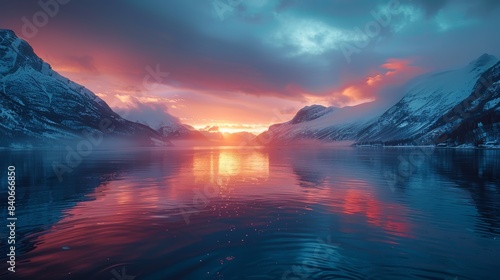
0;147;499;280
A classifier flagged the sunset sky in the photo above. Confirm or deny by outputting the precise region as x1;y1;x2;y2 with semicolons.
1;0;500;133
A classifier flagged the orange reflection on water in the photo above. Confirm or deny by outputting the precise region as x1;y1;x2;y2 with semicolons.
340;182;411;238
342;189;410;237
192;150;269;184
15;149;416;279
299;178;412;238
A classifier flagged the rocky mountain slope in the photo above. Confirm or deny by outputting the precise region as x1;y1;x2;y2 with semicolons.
253;101;390;145
256;54;500;147
0;29;168;147
357;54;499;145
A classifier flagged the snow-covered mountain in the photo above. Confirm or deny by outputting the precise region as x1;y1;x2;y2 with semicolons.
414;58;500;147
256;54;500;147
357;53;499;145
158;123;208;140
0;29;168;147
253;100;390;145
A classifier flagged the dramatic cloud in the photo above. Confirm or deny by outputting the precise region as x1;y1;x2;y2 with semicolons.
1;0;499;132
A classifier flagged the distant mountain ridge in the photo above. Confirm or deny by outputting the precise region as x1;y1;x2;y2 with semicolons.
256;54;500;147
158;123;208;140
0;29;169;147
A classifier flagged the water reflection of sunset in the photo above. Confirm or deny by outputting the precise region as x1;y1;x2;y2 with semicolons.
15;149;412;279
192;150;269;184
297;178;412;238
7;148;499;279
341;188;411;238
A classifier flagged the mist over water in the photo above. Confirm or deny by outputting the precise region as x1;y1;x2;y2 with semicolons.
0;147;499;279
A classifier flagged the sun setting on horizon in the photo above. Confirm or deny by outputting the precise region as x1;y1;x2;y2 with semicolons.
1;0;498;138
2;3;443;135
38;54;425;134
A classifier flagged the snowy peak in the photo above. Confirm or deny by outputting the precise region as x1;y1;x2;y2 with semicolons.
0;29;15;38
357;53;500;145
257;53;500;147
0;30;169;147
0;29;44;75
468;53;498;70
290;105;335;124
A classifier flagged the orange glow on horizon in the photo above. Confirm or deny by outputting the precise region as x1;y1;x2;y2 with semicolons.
193;124;266;134
27;38;425;134
326;57;425;108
